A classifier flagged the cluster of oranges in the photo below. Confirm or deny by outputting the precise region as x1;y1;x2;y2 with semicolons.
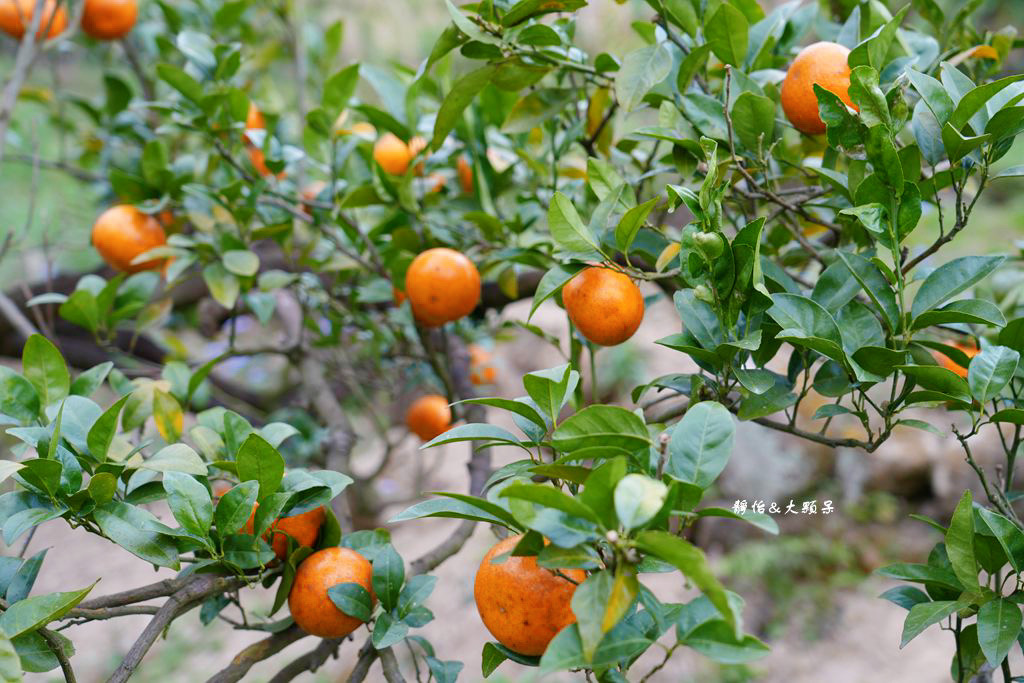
0;0;137;41
371;132;474;195
237;492;580;655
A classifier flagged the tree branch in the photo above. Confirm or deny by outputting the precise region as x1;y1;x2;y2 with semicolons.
206;624;309;683
266;636;342;683
107;574;247;683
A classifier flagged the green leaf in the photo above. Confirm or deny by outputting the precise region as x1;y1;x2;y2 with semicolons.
978;598;1022;667
942;122;991;163
945;490;979;591
327;581;373;622
910;255;1005;319
968;345;1019;404
0;367;39;423
203;263;240;309
528;264;583;323
222;250;259;277
948;73;1024;132
875;562;962;590
901;600;970;647
704;3;749;67
615;43;672;111
548;192;601;256
0;583;95;638
389;497;516;527
236;434;285;500
907;69;954;126
551;405;650;453
86;394;129;461
730;91;775;151
372;611;409;649
879;585;931;611
848;66;891;128
613;474;667;530
156;63;202;103
667;401;735;489
215;481;259;535
571;571;613;661
371;544;405;612
896;365;971;403
848;5;909;70
481;642;509;677
0;632;20;680
69;362;112;398
615;197;659;255
94;503;179;568
975;507;1024;572
766;293;846;362
634;530;736;632
500;483;602;525
323;63;360;114
22;335;69;409
162;472;213;539
420;423;526;451
682;620;769;664
502;0;587;26
431;64;497;149
695;507;779;534
911;299;1006;329
579;458;626;529
140;444;208;476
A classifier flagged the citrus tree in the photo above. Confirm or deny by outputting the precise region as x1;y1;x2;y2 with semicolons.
0;0;1022;681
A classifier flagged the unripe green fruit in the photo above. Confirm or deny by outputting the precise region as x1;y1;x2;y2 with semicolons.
694;231;725;259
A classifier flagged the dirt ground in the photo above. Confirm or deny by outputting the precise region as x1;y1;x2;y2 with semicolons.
4;295;1009;682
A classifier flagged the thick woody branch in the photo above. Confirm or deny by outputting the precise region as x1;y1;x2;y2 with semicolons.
266;636;342;683
206;624;308;683
38;627;76;683
107;574;247;683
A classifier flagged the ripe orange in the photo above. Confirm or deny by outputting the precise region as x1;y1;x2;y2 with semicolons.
936;342;979;379
91;205;167;273
247;146;283;179
406;394;452;442
373;133;414;175
289;547;375;638
780;41;856;136
562;266;644;346
81;0;137;40
0;0;67;40
243;504;326;560
427;172;446;194
474;535;585;656
404;247;481;327
469;344;497;385
245;102;266;134
457;155;474;194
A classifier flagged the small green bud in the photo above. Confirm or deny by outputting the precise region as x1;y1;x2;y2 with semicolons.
693;284;715;304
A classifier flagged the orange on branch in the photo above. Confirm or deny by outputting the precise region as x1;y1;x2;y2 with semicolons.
289;547;375;638
780;41;856;136
469;344;496;385
562;266;644;346
936;342;979;379
474;535;584;657
81;0;137;40
0;0;67;39
405;394;452;442
457;155;474;194
373;133;414;175
404;247;481;326
91;205;167;273
243;504;326;561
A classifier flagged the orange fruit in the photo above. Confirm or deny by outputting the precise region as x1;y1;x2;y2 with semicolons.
427;173;446;194
247;146;284;179
243;504;326;561
91;205;167;273
780;41;856;136
0;0;67;40
289;547;375;638
936;342;979;379
405;247;481;327
406;394;452;442
562;266;644;346
81;0;137;40
469;344;497;385
457;155;474;194
408;136;427;175
474;535;584;656
245;102;266;134
373;133;414;175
